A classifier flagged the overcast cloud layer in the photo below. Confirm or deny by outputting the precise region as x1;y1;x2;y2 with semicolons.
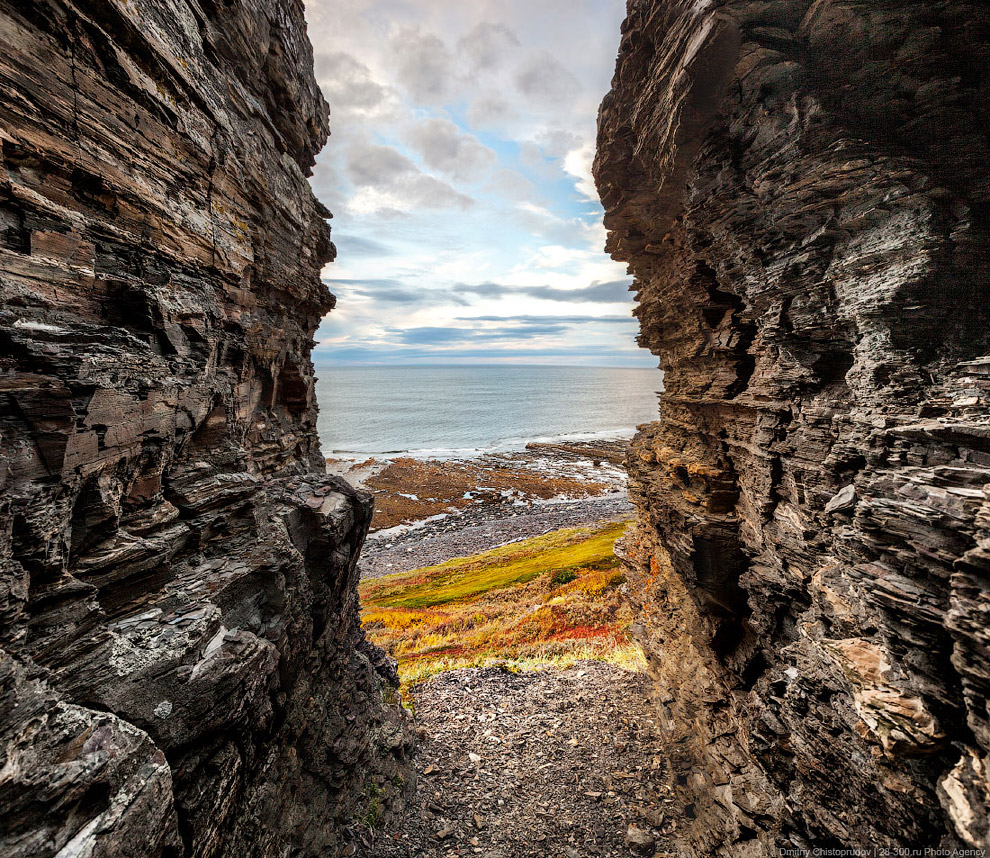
303;0;651;366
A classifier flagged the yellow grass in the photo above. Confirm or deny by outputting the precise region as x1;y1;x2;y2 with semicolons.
359;520;646;694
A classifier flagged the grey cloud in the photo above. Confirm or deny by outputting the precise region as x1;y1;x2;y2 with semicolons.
389;324;568;345
344;142;474;210
467;93;515;128
407;118;496;181
309;157;346;212
404;174;474;209
488;168;537;203
458;22;519;71
536;128;583;158
332;235;395;258
346;143;416;187
519;128;582;178
315;52;390;112
512;207;592;246
327;277;403;290
460;315;634;324
460;279;633;303
514;51;581;103
391;28;452;102
326;278;470;306
352;287;423;304
518;141;553;173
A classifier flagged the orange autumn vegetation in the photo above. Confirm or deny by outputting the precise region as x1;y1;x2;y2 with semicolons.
359;520;646;692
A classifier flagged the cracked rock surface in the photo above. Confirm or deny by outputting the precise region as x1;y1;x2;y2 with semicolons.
0;2;411;856
596;0;990;854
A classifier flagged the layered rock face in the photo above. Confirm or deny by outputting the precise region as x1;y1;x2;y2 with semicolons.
0;2;409;856
597;1;990;853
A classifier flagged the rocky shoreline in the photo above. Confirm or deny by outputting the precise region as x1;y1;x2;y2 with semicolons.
359;493;635;579
325;439;635;578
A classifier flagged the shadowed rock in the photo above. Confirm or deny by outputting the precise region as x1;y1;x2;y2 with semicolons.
0;2;411;855
596;0;990;853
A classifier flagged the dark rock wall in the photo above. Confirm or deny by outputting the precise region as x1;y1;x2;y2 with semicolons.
0;2;410;856
596;1;990;853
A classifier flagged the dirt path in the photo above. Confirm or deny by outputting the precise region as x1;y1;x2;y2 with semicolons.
366;662;671;858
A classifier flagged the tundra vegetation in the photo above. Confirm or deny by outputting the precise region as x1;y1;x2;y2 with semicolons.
359;520;645;692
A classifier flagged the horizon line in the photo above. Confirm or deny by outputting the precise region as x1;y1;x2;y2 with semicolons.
310;361;661;369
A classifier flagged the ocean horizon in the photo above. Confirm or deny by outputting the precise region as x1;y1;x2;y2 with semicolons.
314;364;664;457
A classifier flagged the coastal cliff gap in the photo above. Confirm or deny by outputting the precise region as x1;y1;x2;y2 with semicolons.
4;0;990;855
0;2;411;856
596;0;990;854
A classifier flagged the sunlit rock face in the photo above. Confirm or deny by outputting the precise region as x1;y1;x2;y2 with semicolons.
0;2;411;855
596;1;990;853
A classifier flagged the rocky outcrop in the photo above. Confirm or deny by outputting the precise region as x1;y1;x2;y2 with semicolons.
596;1;990;853
0;2;411;856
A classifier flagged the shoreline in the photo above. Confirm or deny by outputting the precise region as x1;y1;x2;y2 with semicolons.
325;438;635;577
358;492;634;578
323;426;644;462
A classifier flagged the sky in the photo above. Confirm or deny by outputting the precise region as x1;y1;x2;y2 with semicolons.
302;0;653;367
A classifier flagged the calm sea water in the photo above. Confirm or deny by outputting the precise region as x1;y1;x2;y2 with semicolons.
314;365;663;457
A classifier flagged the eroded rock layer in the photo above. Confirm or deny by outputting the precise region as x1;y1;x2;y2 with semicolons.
596;1;990;853
0;2;410;855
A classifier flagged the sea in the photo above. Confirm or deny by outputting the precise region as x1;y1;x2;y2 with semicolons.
314;365;664;458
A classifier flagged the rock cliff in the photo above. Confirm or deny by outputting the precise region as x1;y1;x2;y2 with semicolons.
596;0;990;853
0;2;410;856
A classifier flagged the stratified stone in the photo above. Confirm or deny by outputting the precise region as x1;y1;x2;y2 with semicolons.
596;1;990;854
0;2;412;856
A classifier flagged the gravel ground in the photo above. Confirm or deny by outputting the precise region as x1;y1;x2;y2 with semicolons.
358;494;635;579
364;662;671;858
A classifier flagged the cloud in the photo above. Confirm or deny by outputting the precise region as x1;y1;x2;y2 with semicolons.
309;158;346;211
462;314;634;324
302;1;653;367
344;142;474;212
407;118;497;181
511;202;598;246
328;276;403;291
484;168;538;206
389;324;568;345
327;278;470;306
460;279;633;303
563;141;599;203
466;92;516;129
332;235;396;258
536;128;583;158
398;176;474;210
458;22;519;71
346;143;416;186
315;51;392;113
514;50;581;103
390;27;453;102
